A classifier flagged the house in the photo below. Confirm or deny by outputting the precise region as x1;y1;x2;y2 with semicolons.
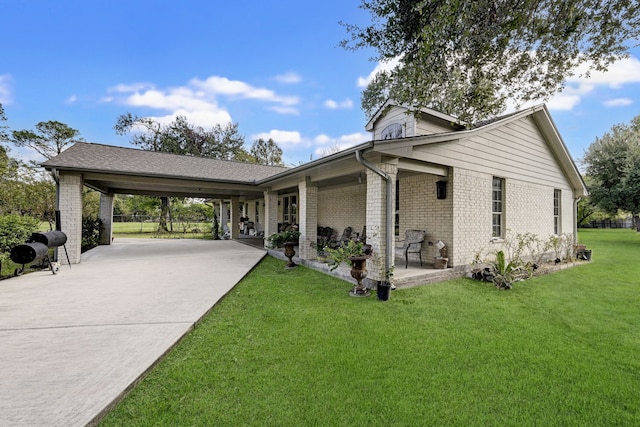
42;102;587;286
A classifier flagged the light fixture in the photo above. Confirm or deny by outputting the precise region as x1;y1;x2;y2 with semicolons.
358;172;362;184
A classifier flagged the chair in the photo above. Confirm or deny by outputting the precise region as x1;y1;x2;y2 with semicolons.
328;227;353;249
402;230;425;268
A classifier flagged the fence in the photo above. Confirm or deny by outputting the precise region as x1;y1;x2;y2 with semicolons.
581;218;633;229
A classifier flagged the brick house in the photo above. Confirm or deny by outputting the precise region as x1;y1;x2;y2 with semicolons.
43;102;587;285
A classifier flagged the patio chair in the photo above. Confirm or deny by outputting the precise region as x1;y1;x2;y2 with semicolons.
328;226;353;249
402;229;426;268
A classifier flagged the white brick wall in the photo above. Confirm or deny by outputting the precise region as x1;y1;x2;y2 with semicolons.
317;183;367;237
399;171;453;264
58;173;83;264
298;178;318;259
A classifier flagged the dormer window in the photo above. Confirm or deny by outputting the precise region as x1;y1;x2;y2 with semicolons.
381;123;403;140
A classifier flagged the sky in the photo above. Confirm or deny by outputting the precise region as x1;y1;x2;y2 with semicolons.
2;0;640;168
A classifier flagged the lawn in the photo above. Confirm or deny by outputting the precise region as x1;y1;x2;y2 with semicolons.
112;221;212;239
100;229;640;426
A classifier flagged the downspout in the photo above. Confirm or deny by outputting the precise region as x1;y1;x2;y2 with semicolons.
355;150;393;282
574;197;581;241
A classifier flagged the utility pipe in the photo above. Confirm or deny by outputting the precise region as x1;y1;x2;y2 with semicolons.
356;150;393;282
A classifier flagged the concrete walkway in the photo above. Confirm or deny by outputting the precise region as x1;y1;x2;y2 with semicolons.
0;238;266;426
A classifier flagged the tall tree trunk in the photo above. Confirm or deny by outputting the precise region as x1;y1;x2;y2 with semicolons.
158;196;170;232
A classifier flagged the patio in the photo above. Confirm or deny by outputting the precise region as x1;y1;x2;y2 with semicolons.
268;245;463;289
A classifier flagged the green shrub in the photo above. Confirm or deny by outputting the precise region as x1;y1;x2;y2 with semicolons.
266;230;300;248
0;214;40;265
82;216;103;252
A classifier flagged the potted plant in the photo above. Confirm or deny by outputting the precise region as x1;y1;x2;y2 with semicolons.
267;230;301;269
325;240;372;297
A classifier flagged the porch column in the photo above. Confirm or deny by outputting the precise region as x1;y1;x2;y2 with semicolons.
230;196;240;240
58;172;83;264
298;177;318;260
366;162;398;282
220;201;228;236
98;192;114;245
263;190;278;247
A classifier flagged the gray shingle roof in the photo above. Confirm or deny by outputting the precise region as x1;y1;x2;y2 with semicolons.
42;142;290;183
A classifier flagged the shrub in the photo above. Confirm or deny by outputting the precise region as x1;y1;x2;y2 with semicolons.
266;230;300;248
0;214;40;265
82;216;103;252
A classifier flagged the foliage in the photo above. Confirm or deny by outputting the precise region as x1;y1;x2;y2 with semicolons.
4;120;82;161
582;114;640;226
250;138;284;166
266;230;301;249
101;231;640;426
114;113;250;161
0;214;40;265
342;0;640;124
0;102;8;143
325;239;371;271
81;216;103;252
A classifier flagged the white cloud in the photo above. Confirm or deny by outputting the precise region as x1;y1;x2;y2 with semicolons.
545;56;640;111
312;132;370;156
604;98;633;107
274;72;302;84
269;106;300;115
324;98;354;110
0;74;14;104
357;57;401;88
252;130;304;147
190;76;299;106
66;95;78;104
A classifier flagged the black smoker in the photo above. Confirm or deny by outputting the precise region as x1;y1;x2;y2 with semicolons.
9;230;70;276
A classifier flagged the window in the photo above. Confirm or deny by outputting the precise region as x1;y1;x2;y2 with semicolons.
492;177;504;238
282;194;297;224
554;189;561;235
381;123;403;140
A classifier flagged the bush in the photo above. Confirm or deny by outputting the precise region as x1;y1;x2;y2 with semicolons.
0;214;40;265
82;216;103;252
266;230;300;248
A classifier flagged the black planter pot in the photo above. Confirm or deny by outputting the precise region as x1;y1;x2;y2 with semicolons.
377;282;391;301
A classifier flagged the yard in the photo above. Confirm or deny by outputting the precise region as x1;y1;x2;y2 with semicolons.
97;229;638;425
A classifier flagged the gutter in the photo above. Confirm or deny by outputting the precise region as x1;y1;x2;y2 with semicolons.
355;150;393;282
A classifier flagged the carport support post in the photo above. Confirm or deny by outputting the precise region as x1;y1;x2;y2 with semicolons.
230;196;240;240
365;161;397;282
99;192;114;245
263;190;278;246
298;177;317;260
57;172;83;264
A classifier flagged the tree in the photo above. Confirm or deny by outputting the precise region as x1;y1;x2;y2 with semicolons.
249;138;284;166
0;103;8;142
582;115;640;230
115;114;249;160
115;114;251;231
342;0;640;123
6;121;83;161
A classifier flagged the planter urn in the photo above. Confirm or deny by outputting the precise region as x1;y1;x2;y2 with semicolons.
348;256;370;297
283;241;297;268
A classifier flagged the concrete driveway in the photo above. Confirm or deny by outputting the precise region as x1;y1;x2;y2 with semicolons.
0;238;266;426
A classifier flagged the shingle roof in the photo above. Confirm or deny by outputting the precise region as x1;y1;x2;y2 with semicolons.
42;142;290;183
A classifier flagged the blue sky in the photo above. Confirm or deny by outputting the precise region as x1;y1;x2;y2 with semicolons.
2;0;640;167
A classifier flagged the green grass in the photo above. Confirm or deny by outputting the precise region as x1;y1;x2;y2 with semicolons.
112;221;212;239
101;229;640;426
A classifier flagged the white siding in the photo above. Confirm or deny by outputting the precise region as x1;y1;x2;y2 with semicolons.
415;117;455;135
373;106;414;139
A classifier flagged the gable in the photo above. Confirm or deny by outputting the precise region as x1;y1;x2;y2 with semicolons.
366;101;461;140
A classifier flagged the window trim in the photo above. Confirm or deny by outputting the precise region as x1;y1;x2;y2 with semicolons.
492;177;504;238
553;189;561;235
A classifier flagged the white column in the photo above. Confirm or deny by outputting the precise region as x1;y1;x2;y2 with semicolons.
99;192;114;245
230;196;240;239
263;190;279;247
58;173;83;264
298;177;318;260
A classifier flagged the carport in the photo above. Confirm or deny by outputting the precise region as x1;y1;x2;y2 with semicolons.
41;142;289;263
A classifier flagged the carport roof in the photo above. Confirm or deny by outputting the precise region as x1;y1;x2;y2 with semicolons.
42;142;289;183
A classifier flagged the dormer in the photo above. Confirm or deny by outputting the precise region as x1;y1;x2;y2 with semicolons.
365;100;464;141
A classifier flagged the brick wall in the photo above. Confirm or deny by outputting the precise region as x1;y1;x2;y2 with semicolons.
317;183;367;237
399;171;453;264
58;173;83;264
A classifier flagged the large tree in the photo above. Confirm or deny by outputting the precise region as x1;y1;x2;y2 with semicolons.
115;114;253;231
582;115;640;230
6;120;83;161
342;0;640;123
250;138;284;166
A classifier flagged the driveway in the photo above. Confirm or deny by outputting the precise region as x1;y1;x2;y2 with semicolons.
0;238;266;426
